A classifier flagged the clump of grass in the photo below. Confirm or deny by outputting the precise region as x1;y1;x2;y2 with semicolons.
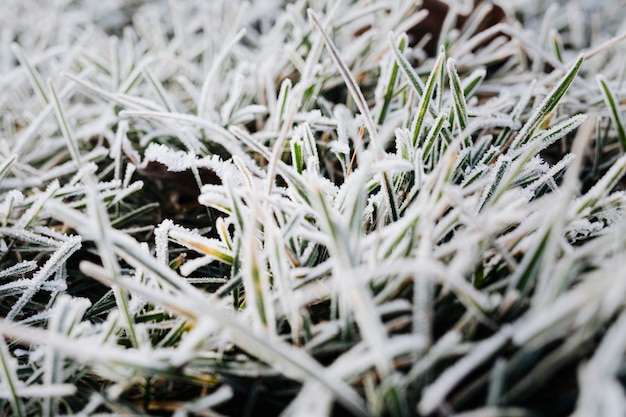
1;0;626;416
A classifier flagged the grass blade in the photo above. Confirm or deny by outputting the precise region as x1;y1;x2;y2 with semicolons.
0;335;25;417
597;74;626;152
48;80;82;168
308;9;379;153
411;50;445;147
511;54;584;150
447;58;469;135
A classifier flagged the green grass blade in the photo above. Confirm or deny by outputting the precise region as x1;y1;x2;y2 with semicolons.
378;35;405;125
511;55;584;149
0;336;25;417
447;58;469;134
0;154;17;186
411;51;445;147
389;32;426;98
597;74;626;152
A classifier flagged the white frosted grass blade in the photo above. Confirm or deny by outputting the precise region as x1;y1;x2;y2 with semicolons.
41;201;185;292
10;43;49;105
461;68;487;99
574;310;626;417
154;219;174;265
106;180;144;207
281;381;333;417
0;190;23;226
348;255;495;315
43;295;90;416
524;154;574;196
0;279;61;298
573;152;626;215
220;72;244;124
109;120;128;183
66;162;98;187
388;32;426;98
0;261;38;280
496;80;536;146
0;154;17;186
3;1;626;415
302;122;320;172
197;28;247;119
48;79;82;168
422;113;448;164
450;407;534;417
265;214;305;342
414;272;435;347
412;50;446;148
172;385;232;417
377;34;405;126
224;322;370;417
168;225;233;264
142;138;197;167
0;227;60;248
513;256;626;346
271;78;292;132
240;201;276;332
178;256;215;277
119;109;265;177
85;174;119;276
328;335;426;383
63;71;145;111
308;9;379;154
0;384;76;399
0;318;170;374
487;358;507;407
112;230;199;297
0;335;25;417
15;180;59;230
142;67;176;112
264;95;297;196
169;316;220;368
447;58;469;134
418;327;513;415
510;114;587;161
7;235;81;321
227;125;305;188
0;148;111;190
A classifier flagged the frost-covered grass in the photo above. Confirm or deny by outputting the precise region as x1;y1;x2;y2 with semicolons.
1;0;626;415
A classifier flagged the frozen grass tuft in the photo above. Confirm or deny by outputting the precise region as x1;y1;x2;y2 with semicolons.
1;0;626;415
